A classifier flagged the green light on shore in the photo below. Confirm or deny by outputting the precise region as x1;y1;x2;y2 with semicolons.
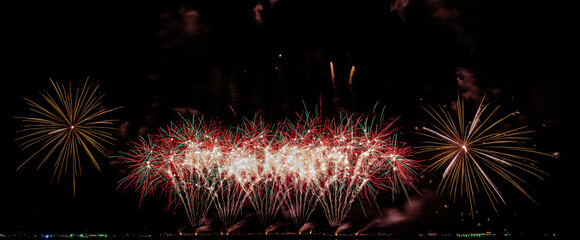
457;233;483;237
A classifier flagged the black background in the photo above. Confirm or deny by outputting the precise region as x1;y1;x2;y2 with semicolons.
2;0;576;235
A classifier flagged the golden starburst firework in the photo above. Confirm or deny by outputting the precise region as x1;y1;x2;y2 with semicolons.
16;79;121;193
417;96;549;215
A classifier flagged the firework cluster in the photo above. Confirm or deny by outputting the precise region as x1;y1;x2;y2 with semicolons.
16;79;550;234
119;111;419;231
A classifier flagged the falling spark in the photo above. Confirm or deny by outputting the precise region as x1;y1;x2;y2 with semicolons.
330;62;336;88
348;66;355;86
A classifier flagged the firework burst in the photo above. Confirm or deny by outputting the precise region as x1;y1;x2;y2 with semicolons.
119;108;419;231
16;79;120;193
417;96;549;215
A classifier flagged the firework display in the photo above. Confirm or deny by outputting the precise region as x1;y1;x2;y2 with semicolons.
19;79;548;232
15;79;550;233
16;79;121;193
417;96;549;216
119;109;418;231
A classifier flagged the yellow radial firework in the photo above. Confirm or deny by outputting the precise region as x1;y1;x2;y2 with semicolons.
417;96;549;215
16;78;121;193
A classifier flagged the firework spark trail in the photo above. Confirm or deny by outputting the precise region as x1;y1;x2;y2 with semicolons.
120;109;419;230
17;79;120;193
315;115;366;228
283;177;318;229
236;117;286;227
170;119;229;229
418;96;549;216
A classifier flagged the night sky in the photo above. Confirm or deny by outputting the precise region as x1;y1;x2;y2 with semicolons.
2;0;577;236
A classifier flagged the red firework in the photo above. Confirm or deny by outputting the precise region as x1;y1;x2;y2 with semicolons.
119;110;420;231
